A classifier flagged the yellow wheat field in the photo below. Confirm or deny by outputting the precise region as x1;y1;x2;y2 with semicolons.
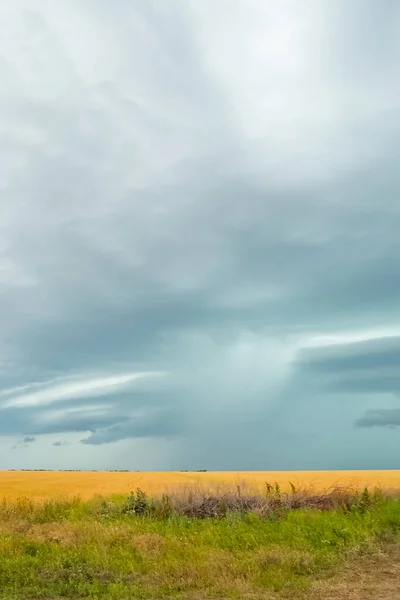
0;470;400;501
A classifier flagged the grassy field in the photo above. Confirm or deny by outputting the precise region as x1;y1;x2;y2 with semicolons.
1;469;400;501
0;475;399;599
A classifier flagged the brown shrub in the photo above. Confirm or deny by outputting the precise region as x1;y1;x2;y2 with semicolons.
160;485;374;519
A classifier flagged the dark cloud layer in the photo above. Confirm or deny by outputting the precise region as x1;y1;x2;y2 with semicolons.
0;0;400;468
355;409;400;428
293;336;400;432
296;337;400;398
298;337;400;374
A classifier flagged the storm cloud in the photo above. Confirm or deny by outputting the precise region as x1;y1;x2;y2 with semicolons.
0;0;400;469
23;436;36;444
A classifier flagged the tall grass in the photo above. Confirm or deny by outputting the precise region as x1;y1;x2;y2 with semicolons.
0;486;398;599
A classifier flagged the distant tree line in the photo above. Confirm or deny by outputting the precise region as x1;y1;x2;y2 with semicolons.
7;468;208;472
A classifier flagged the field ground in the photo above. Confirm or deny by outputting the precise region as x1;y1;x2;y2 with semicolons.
0;476;398;599
1;469;400;500
309;545;400;599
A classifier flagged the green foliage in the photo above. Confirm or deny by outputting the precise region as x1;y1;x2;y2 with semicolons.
218;498;228;518
274;481;281;498
122;488;149;516
0;490;398;599
265;480;283;498
155;493;174;519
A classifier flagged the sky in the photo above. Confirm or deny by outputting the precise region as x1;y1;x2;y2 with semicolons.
1;0;400;471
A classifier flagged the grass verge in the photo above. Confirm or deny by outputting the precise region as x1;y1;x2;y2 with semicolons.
0;485;398;599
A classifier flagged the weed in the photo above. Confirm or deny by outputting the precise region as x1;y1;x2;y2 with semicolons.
122;488;149;516
0;486;398;599
155;494;173;519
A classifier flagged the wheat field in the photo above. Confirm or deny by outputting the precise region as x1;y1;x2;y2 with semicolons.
1;470;399;501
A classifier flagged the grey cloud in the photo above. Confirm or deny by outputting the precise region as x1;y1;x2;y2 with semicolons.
328;377;400;394
81;406;183;445
298;337;400;374
12;146;400;379
292;336;400;434
0;406;123;437
327;0;400;83
52;441;68;447
355;409;400;428
0;389;184;444
295;337;400;396
0;1;400;468
23;436;36;443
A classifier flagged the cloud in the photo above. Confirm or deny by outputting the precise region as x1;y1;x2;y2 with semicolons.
52;441;68;447
23;436;36;443
0;371;166;408
355;409;400;428
0;0;400;468
11;435;36;451
80;406;182;445
287;334;400;446
0;371;181;445
295;336;400;396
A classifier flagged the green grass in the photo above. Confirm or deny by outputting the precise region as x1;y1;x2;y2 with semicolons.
0;490;398;599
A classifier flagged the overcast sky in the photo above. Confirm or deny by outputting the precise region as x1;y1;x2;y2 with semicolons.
1;0;400;471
